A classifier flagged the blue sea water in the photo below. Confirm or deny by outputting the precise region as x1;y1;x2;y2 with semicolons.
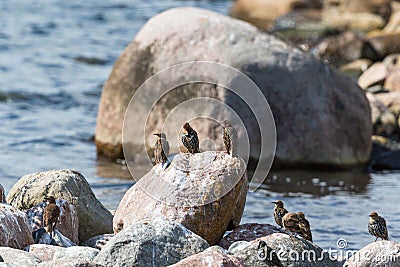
0;0;399;251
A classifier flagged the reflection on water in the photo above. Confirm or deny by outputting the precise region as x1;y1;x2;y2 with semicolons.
262;170;370;196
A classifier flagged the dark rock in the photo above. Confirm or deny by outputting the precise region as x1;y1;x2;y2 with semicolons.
369;135;400;170
94;220;209;267
219;223;281;249
367;34;400;61
311;31;379;67
32;229;76;247
229;233;340;267
6;169;113;243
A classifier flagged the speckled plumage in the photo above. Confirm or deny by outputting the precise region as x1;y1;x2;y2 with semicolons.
272;200;288;227
297;212;313;242
368;212;388;241
222;120;237;156
181;122;200;154
282;212;303;235
43;196;60;237
153;133;169;165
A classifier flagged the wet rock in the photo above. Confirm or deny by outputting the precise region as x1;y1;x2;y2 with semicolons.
94;220;209;267
26;199;79;244
53;246;99;262
311;31;379;67
82;234;114;250
218;223;281;249
28;244;65;262
369;135;400;170
0;184;4;203
366;93;397;135
230;0;322;30
113;152;247;245
229;233;339;267
0;203;34;249
6;169;113;243
344;240;400;266
170;246;246;267
0;247;41;267
96;7;372;169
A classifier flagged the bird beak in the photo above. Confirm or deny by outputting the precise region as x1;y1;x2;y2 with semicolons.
271;201;276;204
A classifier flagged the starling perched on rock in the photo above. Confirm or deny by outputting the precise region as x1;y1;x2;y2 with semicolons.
0;184;4;203
153;133;169;165
181;122;200;154
222;120;237;157
282;212;303;236
297;212;313;242
272;200;288;227
43;196;60;238
368;211;389;241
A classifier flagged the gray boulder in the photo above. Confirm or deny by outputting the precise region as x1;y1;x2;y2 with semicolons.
113;152;248;245
170;246;246;267
219;223;281;249
53;246;99;262
0;203;34;249
6;169;113;243
94;219;209;267
229;233;340;267
0;247;41;267
344;240;400;267
96;7;371;169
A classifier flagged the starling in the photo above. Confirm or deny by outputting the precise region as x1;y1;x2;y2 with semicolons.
368;211;389;241
181;122;200;154
222;120;237;157
43;196;60;238
153;133;169;165
272;200;288;227
282;212;303;236
297;211;313;242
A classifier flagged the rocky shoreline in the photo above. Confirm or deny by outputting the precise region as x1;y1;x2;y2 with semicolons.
0;152;399;266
